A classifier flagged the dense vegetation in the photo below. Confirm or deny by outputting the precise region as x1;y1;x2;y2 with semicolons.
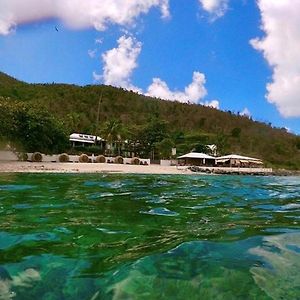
0;99;68;154
0;71;300;169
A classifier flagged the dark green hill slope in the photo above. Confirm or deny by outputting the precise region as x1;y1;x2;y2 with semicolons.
0;72;300;169
0;71;22;84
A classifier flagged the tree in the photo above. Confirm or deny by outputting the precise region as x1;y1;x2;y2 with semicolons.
0;100;68;153
138;117;169;159
231;127;241;139
64;112;82;132
155;138;175;159
295;137;300;150
102;118;124;155
215;133;229;155
192;143;209;154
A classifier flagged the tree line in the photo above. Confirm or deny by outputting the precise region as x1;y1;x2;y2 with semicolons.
0;71;300;169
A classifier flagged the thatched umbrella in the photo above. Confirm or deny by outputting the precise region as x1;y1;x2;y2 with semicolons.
95;155;106;163
79;154;89;163
131;157;140;165
31;152;42;162
58;153;69;163
114;156;124;164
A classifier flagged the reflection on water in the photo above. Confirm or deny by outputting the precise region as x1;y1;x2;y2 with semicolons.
0;173;299;299
250;233;300;299
0;267;40;300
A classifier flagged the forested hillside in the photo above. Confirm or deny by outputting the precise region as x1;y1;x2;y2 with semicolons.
1;71;300;169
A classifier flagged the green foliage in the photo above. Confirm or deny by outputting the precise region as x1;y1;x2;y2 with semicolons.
192;143;209;154
231;127;241;138
137;117;169;158
141;117;168;145
0;71;300;169
155;138;175;159
101;118;124;155
295;137;300;150
215;134;229;155
101;118;123;142
0;99;68;153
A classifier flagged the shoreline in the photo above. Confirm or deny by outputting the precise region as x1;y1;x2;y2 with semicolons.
271;169;300;176
0;161;194;175
0;162;299;176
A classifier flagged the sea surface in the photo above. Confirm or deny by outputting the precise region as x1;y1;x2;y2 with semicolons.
0;173;299;299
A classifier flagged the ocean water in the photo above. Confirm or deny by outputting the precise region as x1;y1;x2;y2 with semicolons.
0;173;299;300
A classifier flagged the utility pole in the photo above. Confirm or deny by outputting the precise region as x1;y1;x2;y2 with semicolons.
95;90;103;135
95;90;103;144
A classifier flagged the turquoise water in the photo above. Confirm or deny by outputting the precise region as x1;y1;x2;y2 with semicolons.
0;173;299;299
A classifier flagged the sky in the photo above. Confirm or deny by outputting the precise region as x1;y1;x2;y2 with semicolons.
0;0;300;134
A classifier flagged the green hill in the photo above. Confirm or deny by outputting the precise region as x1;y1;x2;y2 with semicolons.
0;71;300;169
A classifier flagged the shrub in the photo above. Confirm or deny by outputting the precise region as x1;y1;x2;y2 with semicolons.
18;152;28;161
0;100;68;154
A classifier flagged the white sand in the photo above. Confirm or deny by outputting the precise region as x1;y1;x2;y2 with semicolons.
0;161;193;175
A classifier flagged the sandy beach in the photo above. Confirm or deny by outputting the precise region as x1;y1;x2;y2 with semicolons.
0;161;193;175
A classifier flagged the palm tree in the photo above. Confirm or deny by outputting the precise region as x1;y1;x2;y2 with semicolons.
102;119;123;155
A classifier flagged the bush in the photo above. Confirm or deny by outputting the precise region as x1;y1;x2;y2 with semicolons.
231;127;241;138
0;100;68;154
17;152;28;161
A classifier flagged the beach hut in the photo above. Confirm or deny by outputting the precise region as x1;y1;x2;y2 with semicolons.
177;152;216;166
215;154;263;168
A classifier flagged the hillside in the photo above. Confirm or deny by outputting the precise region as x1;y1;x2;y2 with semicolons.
0;71;300;169
0;72;24;86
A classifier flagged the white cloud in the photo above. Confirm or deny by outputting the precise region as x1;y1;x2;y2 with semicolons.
92;71;101;82
198;0;229;19
251;0;300;117
240;107;251;117
88;49;97;58
100;36;218;106
95;38;103;45
147;72;208;103
0;0;170;35
202;100;219;109
101;35;142;91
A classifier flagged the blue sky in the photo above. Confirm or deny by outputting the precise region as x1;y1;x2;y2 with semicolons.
0;0;300;134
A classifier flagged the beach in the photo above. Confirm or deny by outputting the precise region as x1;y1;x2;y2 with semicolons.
0;161;193;174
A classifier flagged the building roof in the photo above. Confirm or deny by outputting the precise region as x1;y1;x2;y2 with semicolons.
177;152;215;159
69;133;104;144
216;154;262;163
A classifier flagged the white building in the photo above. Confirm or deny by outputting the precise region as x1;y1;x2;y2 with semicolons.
69;133;105;148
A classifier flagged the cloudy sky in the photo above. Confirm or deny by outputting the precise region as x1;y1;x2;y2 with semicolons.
0;0;300;133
